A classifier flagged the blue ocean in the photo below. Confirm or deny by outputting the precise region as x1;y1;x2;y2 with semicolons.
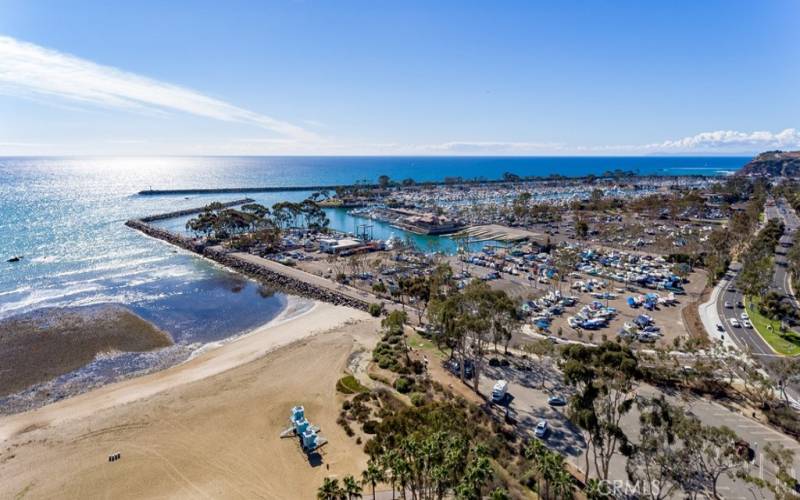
0;155;747;339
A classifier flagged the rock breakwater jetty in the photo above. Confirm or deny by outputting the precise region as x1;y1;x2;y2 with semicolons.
137;198;255;223
125;211;372;311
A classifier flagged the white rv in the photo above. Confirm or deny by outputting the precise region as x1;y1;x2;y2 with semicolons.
491;380;509;403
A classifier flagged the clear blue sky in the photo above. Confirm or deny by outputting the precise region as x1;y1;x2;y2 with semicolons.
0;0;798;155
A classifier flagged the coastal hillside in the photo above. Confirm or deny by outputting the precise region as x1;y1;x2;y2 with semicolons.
737;150;800;177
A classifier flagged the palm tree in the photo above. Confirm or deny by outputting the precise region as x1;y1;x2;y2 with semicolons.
550;468;574;499
342;474;363;499
318;477;343;500
361;461;385;500
460;454;493;498
379;451;399;500
524;440;547;496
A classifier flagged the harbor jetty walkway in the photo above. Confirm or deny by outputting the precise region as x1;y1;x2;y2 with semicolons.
230;251;391;310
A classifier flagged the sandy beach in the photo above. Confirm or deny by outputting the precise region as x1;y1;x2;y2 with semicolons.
0;301;378;499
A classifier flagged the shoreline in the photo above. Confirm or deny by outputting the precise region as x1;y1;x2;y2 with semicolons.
0;299;367;443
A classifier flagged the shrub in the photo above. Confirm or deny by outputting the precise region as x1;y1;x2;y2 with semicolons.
394;376;414;394
410;392;426;407
368;303;383;317
363;420;380;434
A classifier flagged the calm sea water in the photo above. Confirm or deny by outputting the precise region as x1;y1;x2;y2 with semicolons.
0;156;748;337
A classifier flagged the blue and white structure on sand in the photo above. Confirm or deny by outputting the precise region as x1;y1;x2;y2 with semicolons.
280;406;328;452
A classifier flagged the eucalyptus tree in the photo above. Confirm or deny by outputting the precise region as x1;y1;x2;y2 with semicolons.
770;357;800;404
677;419;747;500
186;202;227;238
301;198;330;232
240;202;270;219
426;280;517;390
271;202;293;230
521;339;554;389
554;246;581;293
625;397;685;500
740;442;797;499
561;342;639;482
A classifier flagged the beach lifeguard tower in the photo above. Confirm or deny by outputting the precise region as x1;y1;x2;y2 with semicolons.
279;405;328;452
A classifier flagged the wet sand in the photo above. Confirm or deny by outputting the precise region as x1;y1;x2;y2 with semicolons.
0;305;173;398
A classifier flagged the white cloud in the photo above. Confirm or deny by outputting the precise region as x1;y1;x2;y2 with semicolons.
646;128;800;152
414;130;800;155
0;36;314;141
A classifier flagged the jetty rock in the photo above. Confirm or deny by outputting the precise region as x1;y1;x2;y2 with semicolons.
736;150;800;178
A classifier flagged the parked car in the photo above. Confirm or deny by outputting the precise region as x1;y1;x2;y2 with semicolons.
547;395;567;406
445;359;474;379
534;420;549;438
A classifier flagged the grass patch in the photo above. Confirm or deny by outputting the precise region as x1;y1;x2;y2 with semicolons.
408;331;447;359
336;375;369;394
745;297;800;356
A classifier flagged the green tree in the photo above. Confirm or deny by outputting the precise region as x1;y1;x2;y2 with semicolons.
678;419;746;499
574;218;589;239
521;339;554;389
364;403;495;499
318;477;344;500
741;442;797;498
561;342;639;482
378;175;392;188
625;397;685;500
342;474;363;499
361;461;386;500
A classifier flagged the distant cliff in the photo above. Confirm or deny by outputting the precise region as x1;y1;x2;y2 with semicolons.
737;150;800;177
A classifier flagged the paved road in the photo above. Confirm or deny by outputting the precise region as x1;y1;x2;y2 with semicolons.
713;198;799;359
770;198;799;309
716;264;777;357
476;362;800;499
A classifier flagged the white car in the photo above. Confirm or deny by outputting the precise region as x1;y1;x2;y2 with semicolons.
730;318;741;328
534;420;549;438
740;312;749;320
724;301;732;308
743;320;753;329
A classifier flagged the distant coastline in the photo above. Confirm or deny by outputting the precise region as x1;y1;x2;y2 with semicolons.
137;172;721;196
